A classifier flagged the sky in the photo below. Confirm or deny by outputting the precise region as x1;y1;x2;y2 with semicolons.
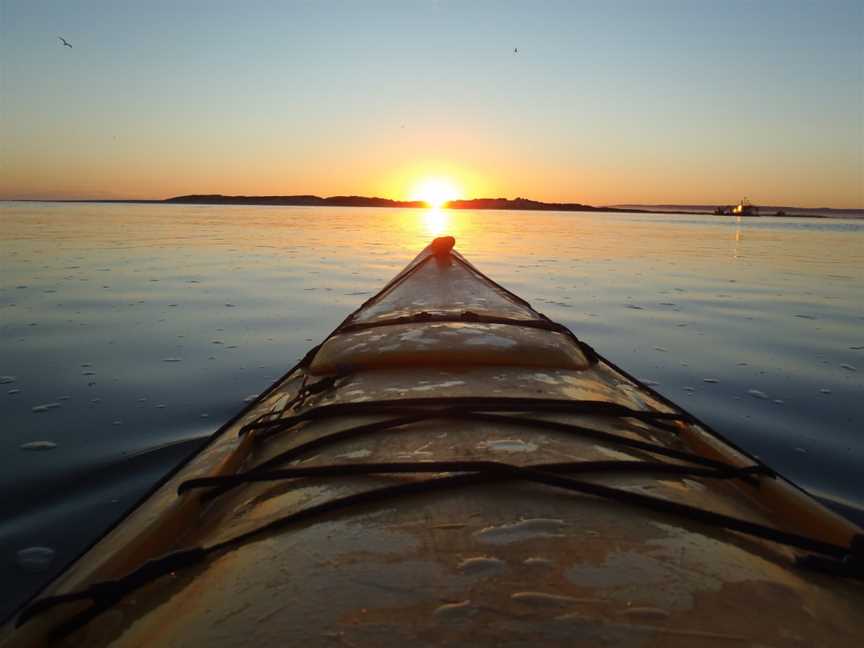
1;0;862;207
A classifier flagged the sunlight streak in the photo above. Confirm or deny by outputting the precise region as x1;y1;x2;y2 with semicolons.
422;206;450;237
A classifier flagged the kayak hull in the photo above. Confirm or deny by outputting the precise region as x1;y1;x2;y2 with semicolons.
4;239;863;647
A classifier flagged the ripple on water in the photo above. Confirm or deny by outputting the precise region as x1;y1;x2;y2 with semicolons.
31;403;61;413
16;547;55;572
19;441;58;450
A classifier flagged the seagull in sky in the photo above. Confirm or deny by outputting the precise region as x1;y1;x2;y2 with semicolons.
58;36;72;48
514;47;518;54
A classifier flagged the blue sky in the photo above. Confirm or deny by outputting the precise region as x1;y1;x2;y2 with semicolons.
1;0;861;206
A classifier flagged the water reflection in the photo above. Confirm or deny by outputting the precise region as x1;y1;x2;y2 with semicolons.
422;206;450;237
733;217;743;259
0;202;862;622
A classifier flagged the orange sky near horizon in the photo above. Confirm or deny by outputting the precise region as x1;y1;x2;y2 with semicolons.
4;139;861;208
1;2;862;209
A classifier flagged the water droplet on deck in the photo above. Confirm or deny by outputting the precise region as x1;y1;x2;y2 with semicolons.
702;378;719;384
476;439;538;453
511;591;582;607
335;449;371;460
474;518;566;544
523;557;554;567
840;364;857;372
747;389;769;400
458;557;506;576
162;357;182;363
0;376;16;384
433;600;475;621
8;389;21;395
819;388;832;394
618;607;671;622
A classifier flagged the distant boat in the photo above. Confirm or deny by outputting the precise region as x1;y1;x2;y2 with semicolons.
715;198;760;216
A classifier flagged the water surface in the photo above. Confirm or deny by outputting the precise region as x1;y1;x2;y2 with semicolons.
1;202;862;619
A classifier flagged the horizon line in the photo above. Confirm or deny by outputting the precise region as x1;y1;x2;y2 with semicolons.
1;194;862;212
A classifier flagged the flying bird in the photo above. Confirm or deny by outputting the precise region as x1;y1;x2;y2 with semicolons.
514;47;518;54
58;36;72;48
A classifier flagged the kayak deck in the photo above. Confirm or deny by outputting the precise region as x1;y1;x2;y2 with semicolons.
4;237;863;647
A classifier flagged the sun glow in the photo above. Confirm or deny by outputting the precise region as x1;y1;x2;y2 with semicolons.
410;177;462;208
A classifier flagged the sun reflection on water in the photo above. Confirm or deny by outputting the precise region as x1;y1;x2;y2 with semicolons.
423;206;450;237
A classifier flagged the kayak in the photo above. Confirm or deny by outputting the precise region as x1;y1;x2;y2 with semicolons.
4;236;863;646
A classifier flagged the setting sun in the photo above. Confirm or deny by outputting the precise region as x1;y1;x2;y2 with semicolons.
410;178;462;208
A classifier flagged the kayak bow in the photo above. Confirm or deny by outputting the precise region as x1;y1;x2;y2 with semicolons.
5;237;863;647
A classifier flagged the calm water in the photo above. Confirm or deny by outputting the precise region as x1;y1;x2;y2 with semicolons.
1;202;863;619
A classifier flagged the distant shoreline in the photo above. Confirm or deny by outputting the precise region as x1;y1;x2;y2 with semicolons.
162;194;666;214
2;195;860;219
